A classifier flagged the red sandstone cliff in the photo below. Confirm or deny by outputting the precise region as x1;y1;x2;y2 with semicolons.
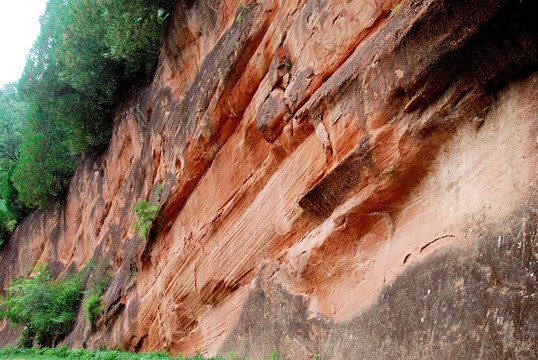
1;0;537;358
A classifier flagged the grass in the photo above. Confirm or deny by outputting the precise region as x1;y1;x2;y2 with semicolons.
0;346;169;360
0;346;289;360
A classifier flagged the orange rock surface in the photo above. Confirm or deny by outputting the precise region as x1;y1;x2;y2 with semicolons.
1;0;536;358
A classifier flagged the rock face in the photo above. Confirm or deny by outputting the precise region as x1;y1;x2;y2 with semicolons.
1;0;537;358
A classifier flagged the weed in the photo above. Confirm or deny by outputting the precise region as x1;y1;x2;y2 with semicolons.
132;200;159;238
390;3;401;16
155;183;164;196
81;262;112;325
83;293;103;325
285;62;291;70
236;3;252;24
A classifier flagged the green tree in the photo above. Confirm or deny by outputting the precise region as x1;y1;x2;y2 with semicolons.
13;103;78;209
13;0;175;209
0;84;29;245
0;201;15;247
1;167;28;221
0;84;25;170
0;263;84;346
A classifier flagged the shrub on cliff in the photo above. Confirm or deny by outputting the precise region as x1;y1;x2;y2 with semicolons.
82;264;112;326
83;293;103;325
0;263;84;347
132;200;159;237
12;0;175;209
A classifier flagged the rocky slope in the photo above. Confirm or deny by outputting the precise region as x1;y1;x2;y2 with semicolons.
1;0;537;358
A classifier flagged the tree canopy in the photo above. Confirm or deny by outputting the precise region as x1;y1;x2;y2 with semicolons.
0;0;175;244
14;0;174;207
0;84;29;246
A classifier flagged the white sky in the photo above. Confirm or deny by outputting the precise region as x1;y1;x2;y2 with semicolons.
0;0;49;87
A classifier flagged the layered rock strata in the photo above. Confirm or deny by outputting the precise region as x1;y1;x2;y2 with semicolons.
1;0;537;358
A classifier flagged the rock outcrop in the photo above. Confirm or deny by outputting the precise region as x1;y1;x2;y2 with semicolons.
1;0;537;358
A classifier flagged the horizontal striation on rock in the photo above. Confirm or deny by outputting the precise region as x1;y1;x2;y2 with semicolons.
0;0;536;358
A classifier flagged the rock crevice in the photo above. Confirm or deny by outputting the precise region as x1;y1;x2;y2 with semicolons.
0;0;536;358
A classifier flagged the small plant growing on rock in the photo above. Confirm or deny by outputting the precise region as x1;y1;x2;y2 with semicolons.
237;3;253;24
390;3;401;17
83;263;112;326
155;182;164;196
132;200;159;237
84;293;103;325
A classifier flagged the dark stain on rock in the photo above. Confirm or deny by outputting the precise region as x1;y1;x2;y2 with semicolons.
298;135;375;218
221;203;537;360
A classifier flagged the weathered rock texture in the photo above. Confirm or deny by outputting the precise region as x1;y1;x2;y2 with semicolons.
1;0;537;358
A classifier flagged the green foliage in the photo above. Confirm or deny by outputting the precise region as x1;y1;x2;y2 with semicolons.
132;200;159;237
0;84;25;171
0;84;29;245
83;293;103;325
390;3;401;16
12;0;176;209
12;110;79;209
236;3;252;24
0;264;84;346
155;183;164;196
0;261;112;346
0;346;286;359
100;0;174;69
1;166;29;221
0;202;14;248
82;263;112;325
0;347;173;359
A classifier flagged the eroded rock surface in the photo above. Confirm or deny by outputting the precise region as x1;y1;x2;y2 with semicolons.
1;0;537;358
